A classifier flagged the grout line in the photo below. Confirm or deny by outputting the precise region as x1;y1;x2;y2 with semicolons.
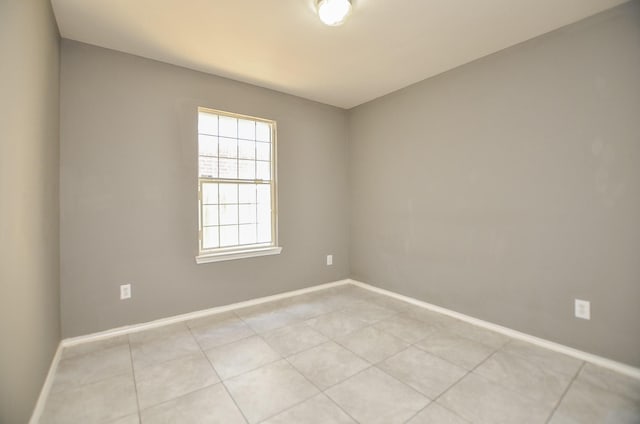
126;338;143;423
544;361;585;423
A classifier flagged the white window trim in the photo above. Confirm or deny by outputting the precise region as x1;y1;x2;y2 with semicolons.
196;107;281;264
196;246;282;264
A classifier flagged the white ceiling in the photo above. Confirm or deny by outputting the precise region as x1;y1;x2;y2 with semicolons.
51;0;627;109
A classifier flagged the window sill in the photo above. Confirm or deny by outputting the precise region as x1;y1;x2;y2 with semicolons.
195;246;283;264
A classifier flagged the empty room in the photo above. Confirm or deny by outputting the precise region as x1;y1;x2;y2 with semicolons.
2;0;640;423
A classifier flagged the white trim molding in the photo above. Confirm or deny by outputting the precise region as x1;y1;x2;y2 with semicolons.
195;246;282;264
29;342;63;424
349;279;640;380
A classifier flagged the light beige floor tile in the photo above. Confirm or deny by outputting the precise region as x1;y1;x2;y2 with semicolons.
277;294;337;320
305;310;370;339
326;367;429;424
140;383;245;424
225;360;319;424
549;378;640;424
407;403;470;424
187;311;255;350
440;320;511;349
205;335;280;379
61;335;129;360
415;328;495;370
438;373;551;424
354;291;413;313
261;322;328;357
129;324;201;371
134;351;220;409
373;314;436;343
52;343;133;393
261;393;356;424
288;341;369;389
404;305;458;326
379;347;467;399
340;300;397;324
578;363;640;401
474;351;573;408
235;302;301;333
501;339;583;378
337;325;409;363
108;414;140;424
41;373;138;424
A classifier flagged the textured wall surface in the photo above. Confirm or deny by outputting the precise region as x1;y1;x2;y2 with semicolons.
0;1;61;422
349;2;640;367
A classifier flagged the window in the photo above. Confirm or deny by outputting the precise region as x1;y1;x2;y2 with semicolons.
196;108;281;263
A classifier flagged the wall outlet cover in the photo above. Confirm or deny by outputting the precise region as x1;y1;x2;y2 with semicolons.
326;254;333;266
575;299;590;320
120;284;132;300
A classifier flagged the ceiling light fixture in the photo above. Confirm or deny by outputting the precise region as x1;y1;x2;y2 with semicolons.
317;0;352;26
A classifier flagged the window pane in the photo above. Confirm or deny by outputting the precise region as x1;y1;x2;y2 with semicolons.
202;183;218;204
198;113;218;135
238;119;256;140
199;156;218;178
220;205;238;225
257;223;271;243
203;205;219;226
257;161;271;180
219;115;238;138
219;158;238;178
239;224;257;245
257;203;271;224
256;142;270;161
256;122;271;142
239;204;256;224
199;135;218;156
220;225;239;247
203;226;219;249
239;160;256;180
239;184;256;204
257;184;270;205
238;139;256;160
219;137;237;158
219;184;238;204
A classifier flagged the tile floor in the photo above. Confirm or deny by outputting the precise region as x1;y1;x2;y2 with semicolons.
39;285;640;423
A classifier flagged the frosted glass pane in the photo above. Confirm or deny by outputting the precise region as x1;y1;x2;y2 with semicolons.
239;184;256;204
257;184;271;205
239;224;257;245
257;161;271;180
198;113;218;135
219;184;238;204
199;135;218;156
256;142;270;161
257;223;271;243
219;137;237;158
219;116;238;137
220;205;238;225
203;226;219;249
220;225;239;247
256;122;271;142
239;160;256;180
238;139;256;160
203;205;219;226
202;183;218;204
219;158;238;179
238;119;256;140
239;204;256;224
257;203;271;224
199;156;218;178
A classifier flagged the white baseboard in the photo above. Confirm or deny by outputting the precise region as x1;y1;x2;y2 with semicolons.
29;342;63;424
62;279;351;348
348;278;640;380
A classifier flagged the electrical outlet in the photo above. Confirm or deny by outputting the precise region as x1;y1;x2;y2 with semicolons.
120;284;131;300
575;299;590;320
326;254;333;266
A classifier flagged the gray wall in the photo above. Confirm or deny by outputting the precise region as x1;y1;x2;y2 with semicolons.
349;2;640;367
0;1;61;422
60;40;349;337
